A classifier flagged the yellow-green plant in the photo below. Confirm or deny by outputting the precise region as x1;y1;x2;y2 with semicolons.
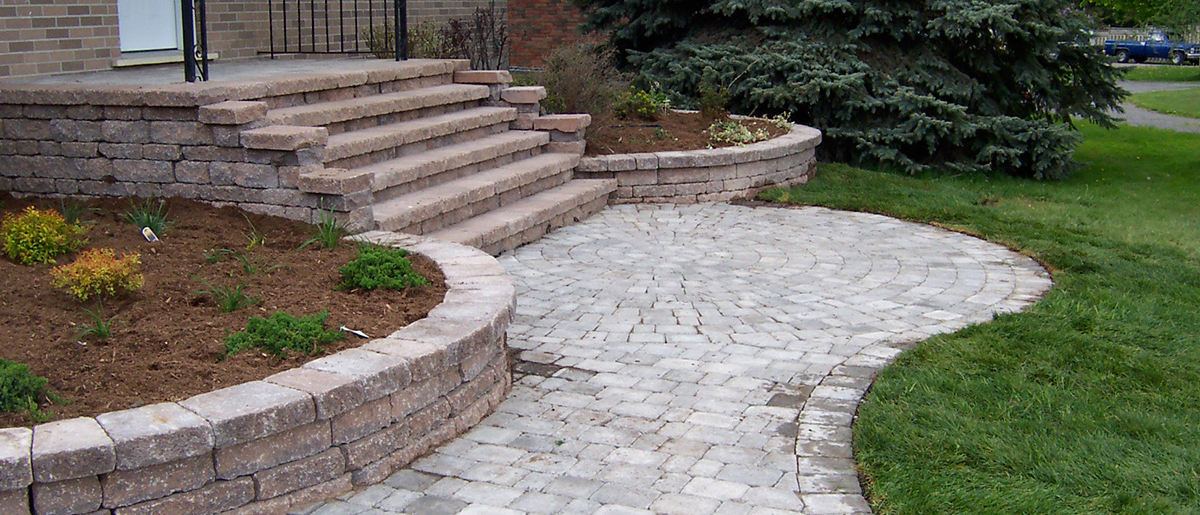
1;206;88;264
50;248;143;301
614;86;669;121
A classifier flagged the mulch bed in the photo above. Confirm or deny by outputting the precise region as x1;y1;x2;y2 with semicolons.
0;195;446;427
585;110;789;156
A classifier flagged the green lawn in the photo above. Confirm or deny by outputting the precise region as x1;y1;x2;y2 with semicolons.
1121;65;1200;82
761;123;1200;515
1129;88;1200;119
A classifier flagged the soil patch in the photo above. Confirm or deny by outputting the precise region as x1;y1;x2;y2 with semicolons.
585;111;789;156
0;195;446;427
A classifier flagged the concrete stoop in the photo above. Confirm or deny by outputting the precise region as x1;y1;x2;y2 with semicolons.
254;66;613;255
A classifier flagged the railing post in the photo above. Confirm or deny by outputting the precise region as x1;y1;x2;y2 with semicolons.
181;0;209;82
182;0;197;82
394;0;407;61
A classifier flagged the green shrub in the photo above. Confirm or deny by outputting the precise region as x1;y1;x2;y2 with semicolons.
536;42;627;116
697;82;730;119
0;358;47;414
614;86;669;121
337;245;429;291
51;248;143;301
224;311;344;358
580;0;1126;178
1;206;88;265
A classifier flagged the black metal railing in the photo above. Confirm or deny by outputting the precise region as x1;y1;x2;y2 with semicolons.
267;0;407;61
182;0;209;82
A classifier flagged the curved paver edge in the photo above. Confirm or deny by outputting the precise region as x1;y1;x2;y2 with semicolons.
0;231;514;514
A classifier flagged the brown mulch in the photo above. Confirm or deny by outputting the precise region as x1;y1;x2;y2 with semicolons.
585;110;789;156
0;195;446;427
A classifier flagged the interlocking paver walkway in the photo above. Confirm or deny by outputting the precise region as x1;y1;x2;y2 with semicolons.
301;203;1052;515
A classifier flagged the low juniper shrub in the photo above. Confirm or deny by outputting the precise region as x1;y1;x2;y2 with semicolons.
337;245;429;291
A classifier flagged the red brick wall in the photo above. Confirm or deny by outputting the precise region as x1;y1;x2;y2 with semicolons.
0;0;120;78
508;0;586;68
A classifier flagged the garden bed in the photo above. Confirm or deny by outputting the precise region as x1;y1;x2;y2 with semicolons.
585;110;791;156
0;195;446;427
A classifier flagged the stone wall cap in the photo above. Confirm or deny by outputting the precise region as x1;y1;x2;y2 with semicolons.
265;367;366;421
31;417;115;482
302;348;410;402
94;402;214;470
533;114;592;133
454;70;513;84
0;428;32;490
177;381;315;449
241;125;329;151
198;100;268;125
500;86;547;104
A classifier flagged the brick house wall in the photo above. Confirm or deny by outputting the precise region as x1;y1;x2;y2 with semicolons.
508;0;586;68
0;0;507;80
0;0;120;78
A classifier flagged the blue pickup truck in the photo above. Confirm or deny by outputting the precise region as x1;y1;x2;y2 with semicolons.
1103;32;1200;65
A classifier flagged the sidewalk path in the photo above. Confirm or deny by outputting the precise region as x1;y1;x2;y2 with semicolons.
301;203;1052;515
1116;80;1200;133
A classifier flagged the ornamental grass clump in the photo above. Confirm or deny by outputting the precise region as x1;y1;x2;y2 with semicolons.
50;248;143;301
1;206;88;265
223;311;344;358
337;245;429;291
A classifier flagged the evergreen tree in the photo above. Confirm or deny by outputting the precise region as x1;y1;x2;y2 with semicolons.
578;0;1127;178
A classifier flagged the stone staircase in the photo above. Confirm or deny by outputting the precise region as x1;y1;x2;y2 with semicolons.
237;62;614;255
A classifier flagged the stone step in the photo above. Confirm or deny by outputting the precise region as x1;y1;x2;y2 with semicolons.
323;106;517;169
251;59;468;110
364;130;550;201
262;83;490;135
426;179;617;255
373;152;580;234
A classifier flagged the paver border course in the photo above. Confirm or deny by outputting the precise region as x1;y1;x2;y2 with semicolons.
0;232;515;515
575;117;822;203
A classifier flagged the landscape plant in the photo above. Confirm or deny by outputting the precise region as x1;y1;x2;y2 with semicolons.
50;248;143;301
613;85;669;121
301;208;349;249
76;307;120;341
121;198;172;235
192;277;259;313
0;358;47;415
223;310;344;358
761;123;1200;513
1;206;88;265
577;0;1127;178
533;42;627;116
337;244;429;291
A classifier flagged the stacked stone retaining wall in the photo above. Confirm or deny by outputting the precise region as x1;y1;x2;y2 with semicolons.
575;121;822;203
0;233;514;515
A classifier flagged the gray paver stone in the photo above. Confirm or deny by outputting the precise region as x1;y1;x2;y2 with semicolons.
95;402;214;470
31;418;115;482
179;381;315;449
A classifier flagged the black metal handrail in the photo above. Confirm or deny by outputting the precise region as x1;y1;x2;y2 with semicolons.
267;0;407;61
182;0;209;82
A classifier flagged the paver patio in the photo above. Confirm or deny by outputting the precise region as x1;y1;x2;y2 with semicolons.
299;202;1052;515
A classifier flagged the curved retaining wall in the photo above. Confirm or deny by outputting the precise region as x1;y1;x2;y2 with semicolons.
0;232;514;515
574;120;822;203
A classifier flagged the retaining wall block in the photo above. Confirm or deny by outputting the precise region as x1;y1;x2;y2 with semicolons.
100;454;214;508
302;349;412;402
177;381;316;449
212;421;331;481
31;476;101;515
0;428;32;490
31;418;115;483
264;368;366;421
95;402;213;470
251;448;344;500
113;477;254;515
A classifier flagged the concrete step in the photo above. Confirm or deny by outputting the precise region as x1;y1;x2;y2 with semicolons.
373;152;580;233
323;106;517;169
426;179;617;255
262;83;490;135
364;130;550;201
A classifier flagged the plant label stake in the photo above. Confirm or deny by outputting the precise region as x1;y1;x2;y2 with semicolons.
142;227;159;242
339;326;369;338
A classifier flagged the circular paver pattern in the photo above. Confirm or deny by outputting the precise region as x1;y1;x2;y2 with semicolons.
302;203;1052;515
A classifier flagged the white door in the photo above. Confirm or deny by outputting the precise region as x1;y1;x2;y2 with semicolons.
117;0;181;52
